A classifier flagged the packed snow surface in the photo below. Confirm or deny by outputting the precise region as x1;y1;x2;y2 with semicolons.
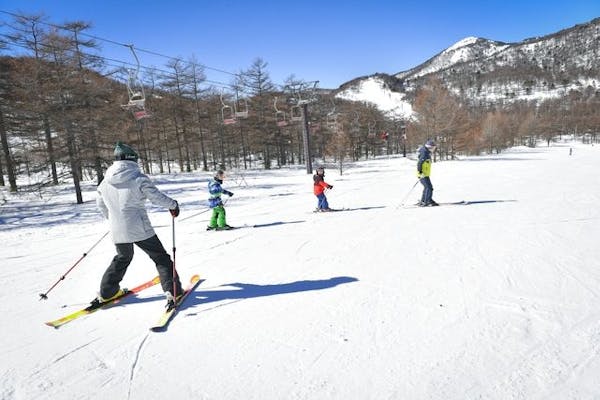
1;141;599;399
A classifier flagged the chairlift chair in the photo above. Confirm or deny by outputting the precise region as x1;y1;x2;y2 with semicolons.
276;112;288;127
327;113;338;132
234;98;249;118
274;97;288;127
367;121;376;138
222;106;237;125
121;68;147;110
121;45;148;114
221;91;237;125
133;109;150;120
290;105;302;122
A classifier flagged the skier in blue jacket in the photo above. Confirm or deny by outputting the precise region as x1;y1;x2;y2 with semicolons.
417;139;438;206
207;170;234;230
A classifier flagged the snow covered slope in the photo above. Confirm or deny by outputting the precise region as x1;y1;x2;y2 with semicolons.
1;141;600;399
336;75;413;118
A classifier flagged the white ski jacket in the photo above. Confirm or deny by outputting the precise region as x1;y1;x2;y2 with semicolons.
97;160;177;244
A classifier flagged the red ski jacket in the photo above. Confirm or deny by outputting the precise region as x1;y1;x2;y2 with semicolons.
313;175;331;195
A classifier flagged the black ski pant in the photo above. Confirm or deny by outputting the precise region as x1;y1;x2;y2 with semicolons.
100;235;183;299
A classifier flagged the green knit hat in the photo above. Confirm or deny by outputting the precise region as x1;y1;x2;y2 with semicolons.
114;141;138;161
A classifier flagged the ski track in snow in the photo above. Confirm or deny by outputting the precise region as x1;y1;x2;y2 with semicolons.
50;338;101;365
127;333;150;400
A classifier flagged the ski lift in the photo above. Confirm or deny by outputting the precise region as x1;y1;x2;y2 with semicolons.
234;97;249;119
284;81;319;122
290;105;302;122
351;111;361;135
367;120;376;138
122;45;146;109
327;113;338;132
121;45;151;120
274;97;288;127
221;91;237;125
133;109;150;120
326;98;338;131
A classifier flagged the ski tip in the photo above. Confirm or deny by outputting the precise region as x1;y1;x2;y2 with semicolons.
190;274;201;283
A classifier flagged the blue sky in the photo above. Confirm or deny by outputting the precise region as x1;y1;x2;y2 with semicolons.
1;0;599;89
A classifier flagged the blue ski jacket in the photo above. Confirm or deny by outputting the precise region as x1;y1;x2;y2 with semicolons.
208;178;232;208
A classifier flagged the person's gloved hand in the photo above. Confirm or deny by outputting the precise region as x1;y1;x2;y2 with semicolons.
327;185;333;189
226;191;234;197
169;202;180;217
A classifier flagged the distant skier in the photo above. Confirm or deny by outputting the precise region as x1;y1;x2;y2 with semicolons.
95;142;183;309
207;170;234;230
313;166;333;212
417;139;438;206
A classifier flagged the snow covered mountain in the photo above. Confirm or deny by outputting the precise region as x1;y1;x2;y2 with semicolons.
336;17;600;116
394;36;508;81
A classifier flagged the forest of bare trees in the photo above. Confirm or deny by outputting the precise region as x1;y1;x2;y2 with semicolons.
1;13;599;203
406;77;600;161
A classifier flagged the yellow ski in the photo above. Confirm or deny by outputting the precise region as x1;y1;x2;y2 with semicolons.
150;274;201;332
45;276;161;329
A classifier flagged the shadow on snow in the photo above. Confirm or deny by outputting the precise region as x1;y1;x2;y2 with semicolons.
131;276;359;313
462;199;517;205
252;220;305;228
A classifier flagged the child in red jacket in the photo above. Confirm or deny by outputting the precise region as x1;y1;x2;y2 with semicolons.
313;166;333;211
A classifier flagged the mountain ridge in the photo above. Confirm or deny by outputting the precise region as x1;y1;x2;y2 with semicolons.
336;17;600;116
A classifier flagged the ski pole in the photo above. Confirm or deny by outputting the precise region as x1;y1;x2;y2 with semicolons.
39;231;109;300
397;179;420;209
180;196;231;222
171;215;178;298
179;206;210;222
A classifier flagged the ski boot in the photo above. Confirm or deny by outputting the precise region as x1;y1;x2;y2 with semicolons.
165;291;185;310
86;288;127;311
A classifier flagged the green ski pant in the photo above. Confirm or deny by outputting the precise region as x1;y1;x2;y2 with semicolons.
209;205;227;228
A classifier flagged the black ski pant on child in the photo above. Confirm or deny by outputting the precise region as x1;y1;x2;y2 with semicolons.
100;234;183;299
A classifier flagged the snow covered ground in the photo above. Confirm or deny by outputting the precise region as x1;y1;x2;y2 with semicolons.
1;141;600;400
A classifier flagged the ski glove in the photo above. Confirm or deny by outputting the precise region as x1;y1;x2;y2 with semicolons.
327;185;333;189
169;203;180;217
224;190;234;197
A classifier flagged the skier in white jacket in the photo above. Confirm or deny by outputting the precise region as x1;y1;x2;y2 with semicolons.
94;142;183;308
